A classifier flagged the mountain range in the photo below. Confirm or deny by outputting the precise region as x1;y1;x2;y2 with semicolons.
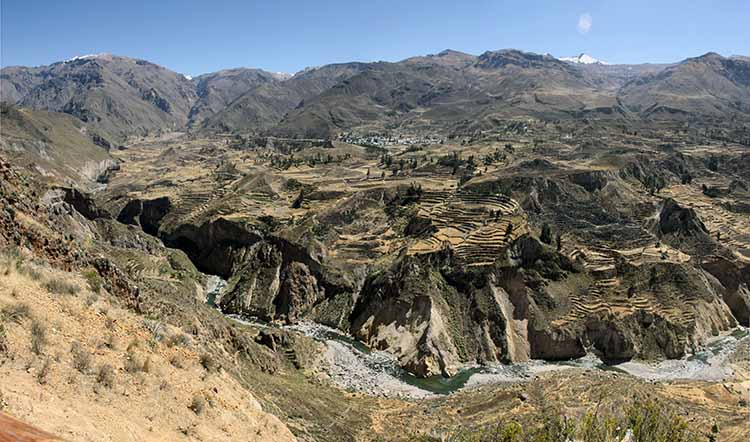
2;49;749;142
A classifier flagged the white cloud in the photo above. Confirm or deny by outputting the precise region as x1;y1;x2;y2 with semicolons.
577;13;592;34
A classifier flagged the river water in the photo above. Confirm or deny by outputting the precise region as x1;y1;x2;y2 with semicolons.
206;277;749;398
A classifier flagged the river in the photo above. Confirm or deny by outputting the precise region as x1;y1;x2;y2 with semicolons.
205;277;749;398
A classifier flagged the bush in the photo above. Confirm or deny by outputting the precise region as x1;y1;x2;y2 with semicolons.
0;322;8;354
36;358;51;385
44;277;80;296
165;332;191;348
2;303;31;323
124;350;145;373
81;269;102;293
143;319;166;342
540;223;553;245
71;341;91;373
199;353;217;372
96;364;115;388
169;354;185;369
30;320;46;355
16;262;42;281
102;333;118;350
188;394;205;415
433;401;700;442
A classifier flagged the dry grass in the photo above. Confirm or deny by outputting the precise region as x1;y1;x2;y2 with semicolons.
96;364;115;389
199;353;217;372
169;354;185;369
0;322;8;355
43;277;80;296
423;401;703;442
36;358;51;385
123;350;146;373
71;341;92;373
188;394;206;415
30;320;46;355
2;303;31;323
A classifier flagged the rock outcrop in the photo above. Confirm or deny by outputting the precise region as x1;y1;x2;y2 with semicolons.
656;198;709;238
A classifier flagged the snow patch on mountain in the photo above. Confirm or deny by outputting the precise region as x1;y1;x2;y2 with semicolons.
559;53;609;65
65;53;109;63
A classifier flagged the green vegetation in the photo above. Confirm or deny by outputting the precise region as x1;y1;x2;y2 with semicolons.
81;268;103;293
412;401;702;442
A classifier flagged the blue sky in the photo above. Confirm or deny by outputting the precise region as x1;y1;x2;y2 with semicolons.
2;0;748;75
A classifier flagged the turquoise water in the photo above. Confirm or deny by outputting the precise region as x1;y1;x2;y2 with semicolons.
399;367;485;395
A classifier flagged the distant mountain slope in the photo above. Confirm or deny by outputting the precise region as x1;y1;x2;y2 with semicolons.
2;50;748;140
0;103;114;187
618;53;750;119
1;54;197;142
273;50;619;137
188;68;283;127
199;62;370;133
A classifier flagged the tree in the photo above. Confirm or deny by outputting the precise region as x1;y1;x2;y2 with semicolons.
555;233;562;251
291;190;304;209
540;223;553;245
505;222;514;239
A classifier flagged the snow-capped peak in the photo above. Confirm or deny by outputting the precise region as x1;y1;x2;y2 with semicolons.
559;53;609;65
183;74;193;80
65;53;109;62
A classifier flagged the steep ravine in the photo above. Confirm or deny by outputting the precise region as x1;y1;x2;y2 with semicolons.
111;194;748;380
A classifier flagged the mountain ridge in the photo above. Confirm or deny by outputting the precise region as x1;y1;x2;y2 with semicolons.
2;49;749;140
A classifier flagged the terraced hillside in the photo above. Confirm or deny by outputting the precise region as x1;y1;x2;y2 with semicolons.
75;118;747;377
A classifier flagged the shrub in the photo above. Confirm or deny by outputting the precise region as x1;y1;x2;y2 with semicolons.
102;333;118;350
166;332;192;348
143;319;166;342
628;401;697;442
71;341;91;373
96;364;115;388
2;303;31;323
0;322;8;354
169;354;185;369
37;358;51;385
44;277;79;296
433;400;700;442
199;353;217;372
540;223;553;245
124;350;145;373
16;262;42;280
30;320;46;355
188;394;205;415
84;293;99;307
81;269;102;293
